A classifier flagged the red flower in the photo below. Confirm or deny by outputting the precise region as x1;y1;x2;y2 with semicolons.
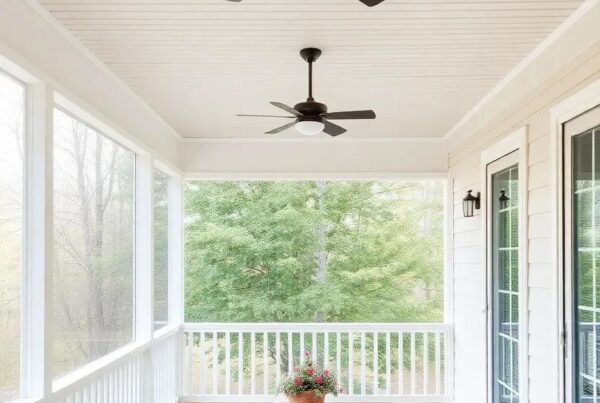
315;376;323;384
323;370;330;377
294;377;302;386
306;367;315;376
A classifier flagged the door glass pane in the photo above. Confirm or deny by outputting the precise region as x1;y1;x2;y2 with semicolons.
492;162;520;403
572;123;600;403
0;72;24;402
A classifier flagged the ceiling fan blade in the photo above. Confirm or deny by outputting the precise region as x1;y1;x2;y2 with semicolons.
323;120;347;137
359;0;385;6
237;114;295;118
270;102;303;117
265;121;297;134
226;0;242;2
324;110;376;120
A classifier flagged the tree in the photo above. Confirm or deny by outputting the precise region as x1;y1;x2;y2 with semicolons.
52;110;135;376
184;180;443;324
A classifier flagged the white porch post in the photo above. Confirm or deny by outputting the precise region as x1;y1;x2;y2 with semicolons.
135;153;155;400
168;175;185;397
21;83;53;399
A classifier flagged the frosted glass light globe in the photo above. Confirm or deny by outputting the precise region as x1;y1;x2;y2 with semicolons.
295;120;324;136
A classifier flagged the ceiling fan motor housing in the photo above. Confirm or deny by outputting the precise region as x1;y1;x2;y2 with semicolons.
294;101;327;116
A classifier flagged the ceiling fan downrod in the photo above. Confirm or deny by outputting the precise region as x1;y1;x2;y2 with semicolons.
300;48;321;102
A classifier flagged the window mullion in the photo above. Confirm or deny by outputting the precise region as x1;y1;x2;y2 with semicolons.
135;153;155;342
168;176;184;325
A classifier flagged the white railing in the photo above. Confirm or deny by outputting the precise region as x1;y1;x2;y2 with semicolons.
182;323;453;402
38;325;180;403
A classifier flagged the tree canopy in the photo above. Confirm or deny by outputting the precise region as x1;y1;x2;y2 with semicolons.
184;181;444;323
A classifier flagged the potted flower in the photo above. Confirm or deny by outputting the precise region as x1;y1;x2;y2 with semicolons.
279;352;339;403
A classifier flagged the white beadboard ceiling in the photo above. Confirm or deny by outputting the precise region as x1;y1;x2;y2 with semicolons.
37;0;583;139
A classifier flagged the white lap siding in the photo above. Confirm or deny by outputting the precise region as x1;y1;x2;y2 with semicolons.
449;45;600;403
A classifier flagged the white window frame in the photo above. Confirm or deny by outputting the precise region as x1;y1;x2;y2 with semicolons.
0;48;185;400
481;127;529;403
151;164;185;333
552;78;600;403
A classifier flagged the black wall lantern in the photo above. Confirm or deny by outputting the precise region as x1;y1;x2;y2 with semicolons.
462;190;481;217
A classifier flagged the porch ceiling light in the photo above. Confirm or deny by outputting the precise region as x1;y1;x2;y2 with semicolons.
295;119;325;136
462;190;480;217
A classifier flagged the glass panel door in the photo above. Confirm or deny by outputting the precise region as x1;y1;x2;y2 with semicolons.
570;119;600;403
488;152;520;403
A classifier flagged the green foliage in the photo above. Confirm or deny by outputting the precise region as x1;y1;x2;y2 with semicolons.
279;353;338;397
184;181;443;323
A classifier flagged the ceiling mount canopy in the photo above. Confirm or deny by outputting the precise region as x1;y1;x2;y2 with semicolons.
237;48;376;137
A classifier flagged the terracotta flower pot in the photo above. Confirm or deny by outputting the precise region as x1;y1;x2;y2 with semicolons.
288;391;325;403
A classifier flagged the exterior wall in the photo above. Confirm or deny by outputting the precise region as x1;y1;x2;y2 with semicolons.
449;41;600;403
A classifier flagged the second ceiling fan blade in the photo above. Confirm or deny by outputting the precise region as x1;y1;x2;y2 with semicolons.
265;121;297;134
228;0;385;4
323;120;347;137
325;110;376;120
237;114;295;118
359;0;386;6
270;102;302;116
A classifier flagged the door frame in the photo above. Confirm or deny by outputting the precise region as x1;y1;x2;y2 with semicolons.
481;126;529;403
551;78;600;403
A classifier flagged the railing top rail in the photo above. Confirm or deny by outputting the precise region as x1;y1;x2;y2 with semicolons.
183;322;452;332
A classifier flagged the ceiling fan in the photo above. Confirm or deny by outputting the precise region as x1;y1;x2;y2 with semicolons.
237;48;376;137
226;0;385;6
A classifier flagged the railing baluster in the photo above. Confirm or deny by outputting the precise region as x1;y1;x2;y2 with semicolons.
199;332;206;395
348;332;354;395
251;332;256;395
423;332;429;395
125;361;133;403
373;331;378;394
225;331;231;395
398;331;404;395
288;332;293;374
410;332;416;395
336;332;341;388
444;329;451;395
324;332;329;369
239;332;244;395
312;332;317;363
435;331;441;396
276;332;281;388
300;332;305;364
385;332;391;395
360;332;366;395
263;332;269;394
183;332;191;395
212;332;218;394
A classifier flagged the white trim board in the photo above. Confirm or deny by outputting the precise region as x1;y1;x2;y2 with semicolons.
183;171;448;181
480;126;529;403
180;137;444;144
